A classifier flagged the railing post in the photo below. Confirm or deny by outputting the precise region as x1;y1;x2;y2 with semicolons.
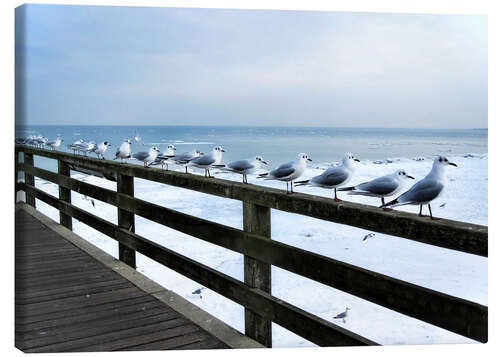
117;173;136;268
15;149;19;201
24;152;35;208
58;159;73;230
243;202;272;347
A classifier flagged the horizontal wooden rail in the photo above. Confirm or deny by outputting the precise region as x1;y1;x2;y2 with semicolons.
16;182;376;347
16;169;488;342
16;145;488;257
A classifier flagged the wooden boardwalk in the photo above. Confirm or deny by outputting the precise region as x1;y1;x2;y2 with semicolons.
15;209;228;352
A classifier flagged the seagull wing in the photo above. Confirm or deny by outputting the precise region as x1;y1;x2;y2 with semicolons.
191;154;215;166
227;160;254;172
269;166;295;179
356;176;399;195
397;179;444;204
312;167;348;186
132;152;149;161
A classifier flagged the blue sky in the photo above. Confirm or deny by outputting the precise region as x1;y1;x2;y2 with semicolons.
16;4;487;128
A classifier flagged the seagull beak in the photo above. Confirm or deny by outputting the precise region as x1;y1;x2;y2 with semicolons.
307;158;312;162
221;149;226;152
262;161;268;165
354;158;360;162
407;175;415;179
449;162;457;167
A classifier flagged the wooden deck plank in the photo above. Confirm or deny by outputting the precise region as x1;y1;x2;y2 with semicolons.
15;208;228;352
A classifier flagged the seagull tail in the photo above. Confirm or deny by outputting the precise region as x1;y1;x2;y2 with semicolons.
211;164;226;168
337;186;355;192
380;198;399;208
257;173;268;179
294;180;310;187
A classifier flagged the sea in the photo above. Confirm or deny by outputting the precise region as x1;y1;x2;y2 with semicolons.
15;125;488;347
15;125;487;169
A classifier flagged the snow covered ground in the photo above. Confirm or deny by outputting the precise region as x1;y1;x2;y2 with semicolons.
30;154;487;347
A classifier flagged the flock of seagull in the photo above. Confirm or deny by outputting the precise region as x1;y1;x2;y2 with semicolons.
16;134;458;219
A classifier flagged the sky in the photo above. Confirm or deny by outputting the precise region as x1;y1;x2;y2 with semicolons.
15;4;488;128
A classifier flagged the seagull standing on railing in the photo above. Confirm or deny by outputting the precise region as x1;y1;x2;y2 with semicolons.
93;141;111;159
221;156;268;184
68;139;84;154
45;137;63;150
132;146;161;168
258;153;312;194
338;169;415;206
188;146;226;178
114;139;132;163
149;144;177;170
78;141;96;156
333;307;350;323
169;149;203;173
380;156;457;219
295;153;359;201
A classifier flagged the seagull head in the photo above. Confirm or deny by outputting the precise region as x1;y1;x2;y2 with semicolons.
343;153;360;167
298;153;312;162
124;138;132;144
395;169;415;180
255;156;268;165
434;155;457;168
103;141;111;146
214;146;226;153
167;144;176;151
151;146;160;152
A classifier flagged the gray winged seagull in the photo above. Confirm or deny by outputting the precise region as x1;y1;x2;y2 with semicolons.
132;146;161;168
338;169;415;206
295;153;359;201
45;137;63;150
149;144;177;170
188;146;225;178
333;307;350;323
93;141;111;159
258;153;312;194
380;156;457;219
169;149;204;173
221;156;268;183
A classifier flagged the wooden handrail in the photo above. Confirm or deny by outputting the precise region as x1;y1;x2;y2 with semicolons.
15;145;489;345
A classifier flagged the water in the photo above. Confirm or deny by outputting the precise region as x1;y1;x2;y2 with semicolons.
15;125;488;168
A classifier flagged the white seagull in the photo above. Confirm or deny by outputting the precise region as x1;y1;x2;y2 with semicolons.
78;141;96;156
338;169;415;206
221;156;268;184
68;139;84;154
380;156;457;219
333;307;350;323
295;153;359;201
258;153;312;194
114;138;132;163
169;149;203;173
93;141;111;159
132;146;161;167
45;137;63;150
188;146;225;177
149;144;177;170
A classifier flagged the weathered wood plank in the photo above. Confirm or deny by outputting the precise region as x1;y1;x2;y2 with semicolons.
117;173;136;268
58;159;73;230
243;202;272;347
23;152;35;207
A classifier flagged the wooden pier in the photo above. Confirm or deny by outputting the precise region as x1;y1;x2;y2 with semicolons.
14;145;488;349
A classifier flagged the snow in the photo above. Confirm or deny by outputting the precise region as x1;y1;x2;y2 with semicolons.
31;154;487;347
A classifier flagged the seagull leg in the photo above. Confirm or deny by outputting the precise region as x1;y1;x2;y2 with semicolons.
381;197;392;210
185;166;188;174
333;188;342;202
291;181;294;193
419;204;423;216
286;182;289;193
429;204;440;220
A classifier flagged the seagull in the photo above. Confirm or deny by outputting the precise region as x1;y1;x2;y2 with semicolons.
221;156;268;183
333;307;350;323
45;137;63;150
295;153;359;201
134;130;142;144
258;153;312;194
169;149;204;173
188;146;226;178
149;144;177;170
93;141;111;159
77;141;96;156
132;146;161;168
114;139;132;163
338;169;415;206
68;139;85;154
380;156;457;219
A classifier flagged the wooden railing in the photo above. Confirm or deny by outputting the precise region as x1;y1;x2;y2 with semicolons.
14;145;488;346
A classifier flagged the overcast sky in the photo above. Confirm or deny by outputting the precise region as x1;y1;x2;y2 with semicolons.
16;4;487;128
